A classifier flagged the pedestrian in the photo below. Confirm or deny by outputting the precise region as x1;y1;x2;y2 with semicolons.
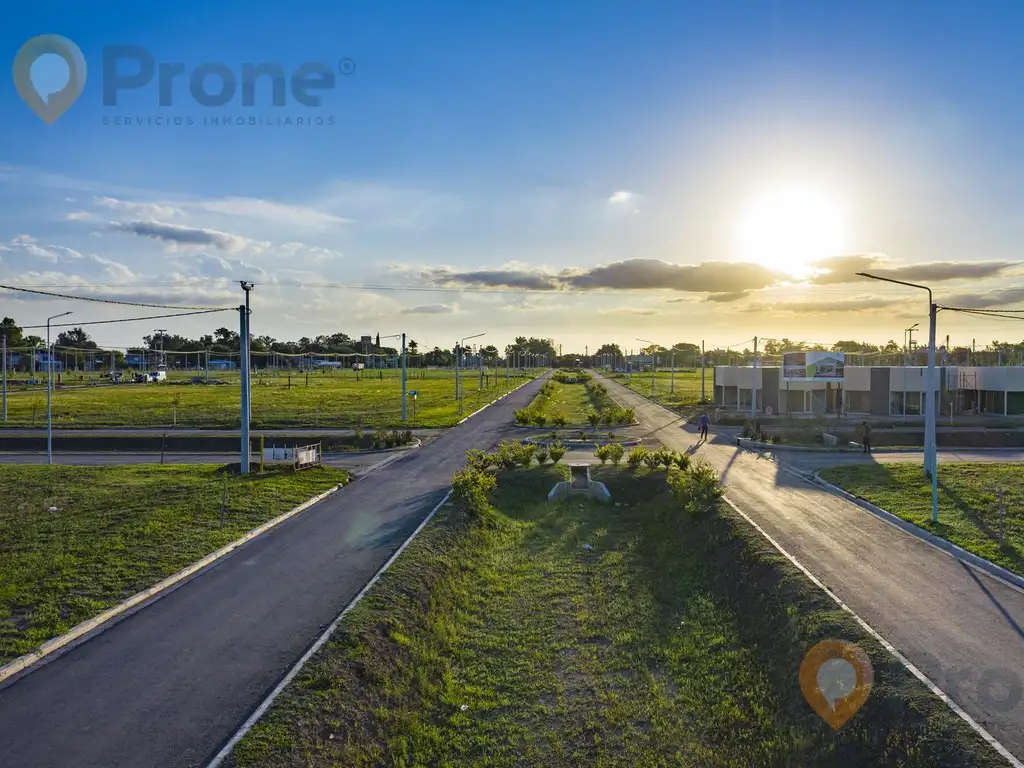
698;412;710;442
861;421;872;454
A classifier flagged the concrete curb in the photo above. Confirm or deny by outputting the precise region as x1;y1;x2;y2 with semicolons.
810;471;1024;593
0;440;423;689
523;437;643;450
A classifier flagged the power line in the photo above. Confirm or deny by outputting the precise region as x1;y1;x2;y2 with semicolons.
0;283;233;310
18;308;234;330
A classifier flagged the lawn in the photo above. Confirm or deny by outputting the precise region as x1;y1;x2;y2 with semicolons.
0;464;349;665
523;380;593;424
0;368;540;429
230;466;1000;768
606;369;709;410
818;462;1024;577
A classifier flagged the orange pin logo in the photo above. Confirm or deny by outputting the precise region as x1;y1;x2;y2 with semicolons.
799;639;874;729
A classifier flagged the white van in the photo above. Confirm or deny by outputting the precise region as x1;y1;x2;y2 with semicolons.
148;365;168;383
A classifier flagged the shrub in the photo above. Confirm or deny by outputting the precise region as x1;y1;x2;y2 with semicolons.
627;446;648;469
620;407;635;424
654;448;676;469
607;442;625;466
514;408;532;425
495;440;521;469
535;448;549;464
548;441;567;463
451;466;496;519
601;409;615;425
594;444;611;464
586;410;602;427
673;452;692;471
518;443;537;467
532;412;548;428
465;448;491;471
551;413;568;427
642;451;663;470
667;458;723;516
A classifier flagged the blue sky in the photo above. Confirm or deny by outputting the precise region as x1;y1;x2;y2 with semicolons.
2;1;1024;352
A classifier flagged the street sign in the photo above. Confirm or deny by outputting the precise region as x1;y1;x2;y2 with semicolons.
407;390;419;398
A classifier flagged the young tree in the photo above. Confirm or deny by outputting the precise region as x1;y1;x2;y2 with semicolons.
0;317;24;347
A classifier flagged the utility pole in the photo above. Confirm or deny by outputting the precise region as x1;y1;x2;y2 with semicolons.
1;332;6;422
700;340;706;403
239;282;254;474
401;332;408;421
751;336;759;417
154;329;167;367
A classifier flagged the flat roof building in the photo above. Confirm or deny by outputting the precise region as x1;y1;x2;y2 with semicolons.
714;365;1024;417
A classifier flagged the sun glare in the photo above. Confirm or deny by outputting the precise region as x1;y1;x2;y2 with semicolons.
737;185;846;278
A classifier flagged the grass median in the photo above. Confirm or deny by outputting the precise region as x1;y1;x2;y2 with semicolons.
819;462;1024;577
231;464;1000;767
607;369;706;410
0;464;349;665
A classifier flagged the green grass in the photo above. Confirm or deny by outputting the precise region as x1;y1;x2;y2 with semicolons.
524;380;594;424
0;464;349;664
0;369;540;429
607;370;708;410
819;462;1024;577
230;466;1000;768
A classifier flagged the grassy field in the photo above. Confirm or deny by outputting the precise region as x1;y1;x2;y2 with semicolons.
606;370;709;410
819;462;1024;577
231;466;1000;768
0;464;349;664
0;368;540;429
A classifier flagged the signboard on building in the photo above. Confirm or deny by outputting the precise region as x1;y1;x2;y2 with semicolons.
782;351;845;382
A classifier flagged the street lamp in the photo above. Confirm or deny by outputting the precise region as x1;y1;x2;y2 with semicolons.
457;333;485;413
857;272;938;523
637;338;656;396
47;311;72;465
904;323;919;366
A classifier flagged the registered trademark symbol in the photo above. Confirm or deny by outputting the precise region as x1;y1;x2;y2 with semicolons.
338;58;356;75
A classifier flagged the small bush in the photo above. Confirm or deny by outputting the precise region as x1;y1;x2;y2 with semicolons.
601;409;615;426
654;448;676;469
451;466;496;519
586;410;602;427
607;442;625;466
642;451;663;470
535;448;549;464
620;407;635;424
667;458;723;517
551;413;568;427
465;448;492;471
532;412;548;428
673;452;692;471
514;409;532;425
594;444;611;464
627;446;648;469
548;441;567;463
518;443;537;467
495;440;521;470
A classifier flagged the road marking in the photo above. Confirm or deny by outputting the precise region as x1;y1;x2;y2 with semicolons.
723;495;1023;768
206;488;455;767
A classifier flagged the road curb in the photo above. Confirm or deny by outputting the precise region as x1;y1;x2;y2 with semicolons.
206;488;456;767
0;441;424;689
810;471;1024;593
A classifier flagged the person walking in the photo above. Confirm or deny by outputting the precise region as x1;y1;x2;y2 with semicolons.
861;421;872;454
698;412;710;442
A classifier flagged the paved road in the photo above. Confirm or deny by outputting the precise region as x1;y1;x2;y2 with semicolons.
0;450;410;474
0;427;444;438
768;448;1024;475
0;377;546;768
592;373;1024;762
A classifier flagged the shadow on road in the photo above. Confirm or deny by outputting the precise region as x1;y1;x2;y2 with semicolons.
960;562;1024;643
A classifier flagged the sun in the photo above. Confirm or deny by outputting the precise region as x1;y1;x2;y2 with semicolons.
737;185;846;277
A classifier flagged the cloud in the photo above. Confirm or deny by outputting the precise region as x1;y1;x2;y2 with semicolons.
0;235;83;263
940;288;1024;309
599;307;658;316
110;219;249;252
197;197;351;232
704;291;749;303
742;296;899;314
88;254;136;282
809;254;1018;284
66;210;94;221
608;190;637;204
424;267;560;291
568;259;781;293
276;241;345;262
402;303;456;315
95;196;184;220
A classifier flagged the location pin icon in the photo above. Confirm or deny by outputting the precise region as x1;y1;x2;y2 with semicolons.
13;35;87;124
799;639;874;729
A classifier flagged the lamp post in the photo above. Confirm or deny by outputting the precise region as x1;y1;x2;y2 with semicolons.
47;311;73;465
457;333;485;413
858;272;938;523
637;338;656;396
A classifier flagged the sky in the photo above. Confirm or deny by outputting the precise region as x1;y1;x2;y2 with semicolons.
3;0;1024;354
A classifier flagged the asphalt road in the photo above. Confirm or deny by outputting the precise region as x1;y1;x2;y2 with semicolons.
0;377;546;768
593;373;1024;762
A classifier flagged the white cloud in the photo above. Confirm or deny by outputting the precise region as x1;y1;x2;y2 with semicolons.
110;219;250;253
94;196;184;220
402;303;456;315
608;190;637;204
66;211;94;221
1;235;84;263
197;197;351;232
599;307;658;316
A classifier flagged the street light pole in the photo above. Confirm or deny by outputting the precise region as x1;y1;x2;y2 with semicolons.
239;282;253;474
858;272;938;524
47;311;72;464
457;333;485;413
637;338;656;396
